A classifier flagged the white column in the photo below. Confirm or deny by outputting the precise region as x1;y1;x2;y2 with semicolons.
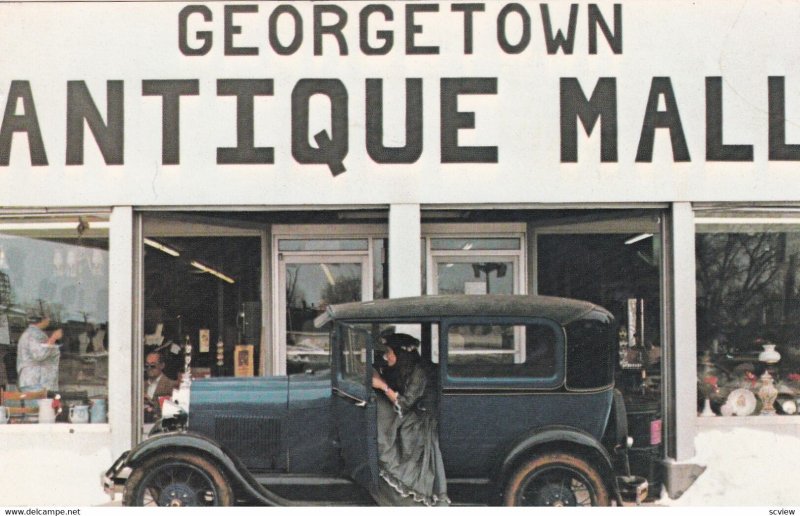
671;202;697;461
388;204;421;298
109;206;134;457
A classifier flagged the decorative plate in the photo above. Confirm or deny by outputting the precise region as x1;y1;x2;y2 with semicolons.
727;388;757;416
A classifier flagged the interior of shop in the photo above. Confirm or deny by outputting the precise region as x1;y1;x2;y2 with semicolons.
0;215;110;424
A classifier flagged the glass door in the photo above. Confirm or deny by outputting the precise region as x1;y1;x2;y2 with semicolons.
278;254;370;375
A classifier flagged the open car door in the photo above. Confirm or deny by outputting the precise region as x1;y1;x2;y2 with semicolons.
331;322;380;493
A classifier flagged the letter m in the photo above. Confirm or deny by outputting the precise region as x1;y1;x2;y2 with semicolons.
560;77;617;162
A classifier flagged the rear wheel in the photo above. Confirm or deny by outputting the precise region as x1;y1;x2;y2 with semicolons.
503;452;610;506
123;451;233;507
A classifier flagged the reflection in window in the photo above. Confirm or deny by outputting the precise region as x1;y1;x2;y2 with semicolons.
696;225;800;416
286;263;362;374
0;216;109;423
339;324;370;384
431;238;520;251
446;323;557;380
279;239;369;252
437;262;514;295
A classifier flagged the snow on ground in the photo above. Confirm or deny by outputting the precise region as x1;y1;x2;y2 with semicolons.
0;441;112;506
660;427;800;506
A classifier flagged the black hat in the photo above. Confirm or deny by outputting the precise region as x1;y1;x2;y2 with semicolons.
383;333;420;353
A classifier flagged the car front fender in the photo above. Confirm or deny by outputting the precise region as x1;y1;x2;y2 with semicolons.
123;432;303;506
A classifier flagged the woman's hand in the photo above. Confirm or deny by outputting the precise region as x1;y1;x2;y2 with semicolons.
371;371;387;391
47;329;63;345
372;372;398;402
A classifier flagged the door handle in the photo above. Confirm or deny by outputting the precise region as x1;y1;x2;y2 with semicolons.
333;387;368;408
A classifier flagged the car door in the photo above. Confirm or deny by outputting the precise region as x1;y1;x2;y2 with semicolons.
331;322;379;491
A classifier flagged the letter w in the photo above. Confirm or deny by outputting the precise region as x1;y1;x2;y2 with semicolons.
540;4;578;54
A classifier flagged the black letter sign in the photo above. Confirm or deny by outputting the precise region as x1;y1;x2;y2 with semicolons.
217;79;274;164
440;78;498;163
179;5;213;56
636;77;690;162
292;79;349;176
66;81;124;165
705;77;753;161
768;76;800;161
142;79;200;165
366;78;423;164
0;81;48;166
560;77;617;162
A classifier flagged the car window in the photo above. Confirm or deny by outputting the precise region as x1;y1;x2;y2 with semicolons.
565;310;615;390
339;324;370;384
445;322;559;380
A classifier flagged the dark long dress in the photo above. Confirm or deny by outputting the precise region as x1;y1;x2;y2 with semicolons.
372;362;450;506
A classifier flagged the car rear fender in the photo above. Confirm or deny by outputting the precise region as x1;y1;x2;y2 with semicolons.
495;425;622;504
125;432;304;506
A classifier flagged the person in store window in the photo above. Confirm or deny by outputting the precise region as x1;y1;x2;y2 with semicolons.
144;351;176;423
16;311;63;394
370;333;450;506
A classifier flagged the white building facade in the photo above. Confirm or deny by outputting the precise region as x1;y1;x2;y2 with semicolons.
1;0;800;505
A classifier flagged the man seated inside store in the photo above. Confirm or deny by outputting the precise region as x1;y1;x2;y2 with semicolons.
143;351;177;423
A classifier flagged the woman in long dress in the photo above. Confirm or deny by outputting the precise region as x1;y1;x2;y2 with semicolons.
370;333;450;506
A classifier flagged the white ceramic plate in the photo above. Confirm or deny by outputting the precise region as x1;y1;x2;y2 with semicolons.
727;388;757;416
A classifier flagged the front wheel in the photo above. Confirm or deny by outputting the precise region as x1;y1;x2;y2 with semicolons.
503;452;610;506
123;451;233;507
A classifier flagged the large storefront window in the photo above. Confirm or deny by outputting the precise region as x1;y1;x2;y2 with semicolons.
535;212;664;492
696;213;800;417
143;215;262;426
536;215;663;367
0;215;109;423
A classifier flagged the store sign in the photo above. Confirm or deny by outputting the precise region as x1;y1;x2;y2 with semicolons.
1;1;800;205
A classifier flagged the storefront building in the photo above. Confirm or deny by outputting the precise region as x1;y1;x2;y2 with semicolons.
1;0;800;505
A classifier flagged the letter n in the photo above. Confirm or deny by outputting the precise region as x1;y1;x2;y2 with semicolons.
67;81;124;165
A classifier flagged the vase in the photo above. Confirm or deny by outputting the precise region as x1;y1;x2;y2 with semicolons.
758;370;778;415
758;344;781;364
700;397;716;417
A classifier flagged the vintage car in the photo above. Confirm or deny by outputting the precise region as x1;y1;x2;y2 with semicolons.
104;295;649;506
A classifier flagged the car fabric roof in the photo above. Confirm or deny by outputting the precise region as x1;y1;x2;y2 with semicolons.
314;294;607;327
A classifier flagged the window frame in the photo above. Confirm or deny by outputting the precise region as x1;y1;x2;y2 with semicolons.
440;316;565;390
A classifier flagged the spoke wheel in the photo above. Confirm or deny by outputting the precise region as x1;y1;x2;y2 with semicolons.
504;452;609;507
123;452;233;507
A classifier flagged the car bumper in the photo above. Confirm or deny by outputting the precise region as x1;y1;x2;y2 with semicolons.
102;451;130;498
617;475;649;505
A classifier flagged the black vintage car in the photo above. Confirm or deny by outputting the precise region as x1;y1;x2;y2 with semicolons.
104;295;649;506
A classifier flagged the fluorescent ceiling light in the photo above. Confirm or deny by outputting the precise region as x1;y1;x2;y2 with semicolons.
191;260;235;284
319;263;336;286
695;217;800;225
0;221;110;231
144;238;180;257
624;233;653;245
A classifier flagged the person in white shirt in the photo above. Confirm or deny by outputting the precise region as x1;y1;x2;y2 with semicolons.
17;312;63;393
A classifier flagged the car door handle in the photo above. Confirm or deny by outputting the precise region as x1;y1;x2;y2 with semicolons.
333;387;368;408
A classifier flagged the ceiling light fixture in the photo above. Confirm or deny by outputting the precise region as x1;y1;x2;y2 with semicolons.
0;221;110;231
144;238;180;257
624;233;653;245
695;217;800;225
191;260;235;284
